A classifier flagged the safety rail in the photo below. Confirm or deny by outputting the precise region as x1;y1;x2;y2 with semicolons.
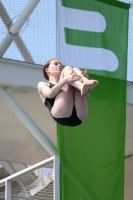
0;156;60;200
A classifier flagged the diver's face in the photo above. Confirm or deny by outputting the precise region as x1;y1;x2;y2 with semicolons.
47;59;62;77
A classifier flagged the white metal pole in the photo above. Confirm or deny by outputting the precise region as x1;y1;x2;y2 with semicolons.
0;1;34;62
54;156;60;200
9;0;40;35
0;88;57;156
0;157;56;183
0;0;40;57
15;36;35;63
0;33;15;57
5;180;11;200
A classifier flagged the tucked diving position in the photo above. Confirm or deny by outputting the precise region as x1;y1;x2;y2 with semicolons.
38;58;99;126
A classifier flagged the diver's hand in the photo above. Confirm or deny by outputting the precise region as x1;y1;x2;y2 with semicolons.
65;72;81;83
81;69;89;79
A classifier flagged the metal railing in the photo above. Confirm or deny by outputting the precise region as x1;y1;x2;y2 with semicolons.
0;156;60;200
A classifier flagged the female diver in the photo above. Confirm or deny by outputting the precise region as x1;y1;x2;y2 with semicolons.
37;58;99;127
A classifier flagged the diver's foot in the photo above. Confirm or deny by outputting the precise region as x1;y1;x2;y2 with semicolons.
81;80;98;96
88;82;99;93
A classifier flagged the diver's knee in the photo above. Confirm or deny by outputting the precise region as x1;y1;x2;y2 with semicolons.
63;66;73;72
73;67;79;71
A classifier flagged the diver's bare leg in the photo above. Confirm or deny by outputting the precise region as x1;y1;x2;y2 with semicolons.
51;83;74;118
60;66;98;96
73;67;99;93
73;88;88;121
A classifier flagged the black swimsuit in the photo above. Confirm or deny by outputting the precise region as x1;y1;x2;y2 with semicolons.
44;82;82;127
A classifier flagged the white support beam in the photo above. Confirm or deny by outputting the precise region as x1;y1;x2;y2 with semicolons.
0;33;15;57
0;87;57;156
5;180;11;200
9;0;40;35
0;58;45;88
0;58;133;104
14;36;35;63
0;1;10;28
0;0;40;57
0;1;34;63
54;156;60;200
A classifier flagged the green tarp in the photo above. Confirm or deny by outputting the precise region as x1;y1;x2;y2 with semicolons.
57;0;129;199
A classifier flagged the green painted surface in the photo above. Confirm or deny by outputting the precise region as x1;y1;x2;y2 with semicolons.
57;0;129;199
57;76;126;200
